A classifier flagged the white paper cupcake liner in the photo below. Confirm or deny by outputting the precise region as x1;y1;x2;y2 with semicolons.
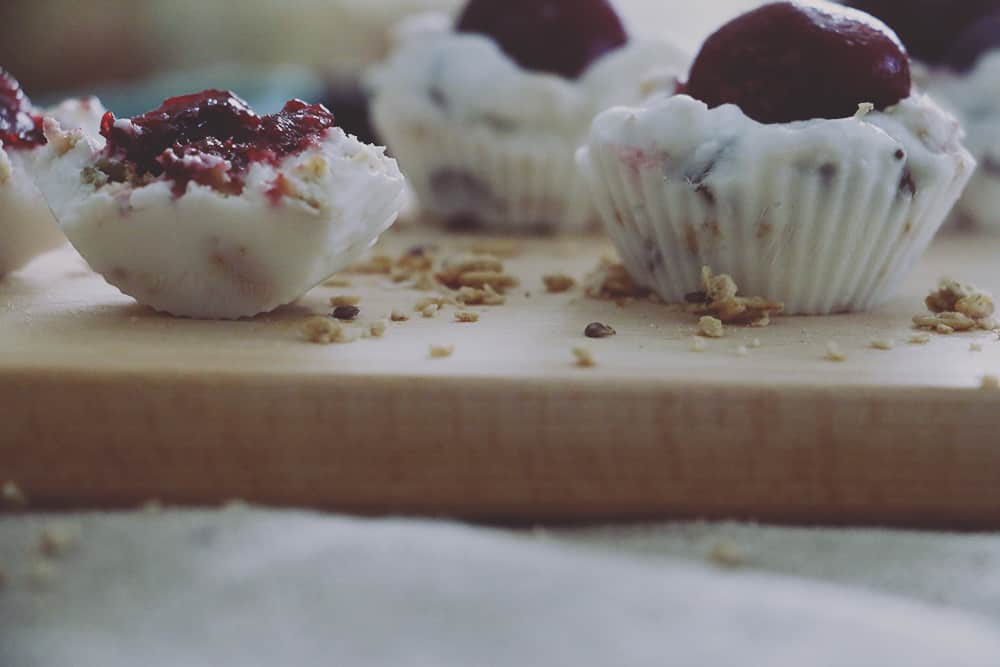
374;104;595;233
580;96;975;315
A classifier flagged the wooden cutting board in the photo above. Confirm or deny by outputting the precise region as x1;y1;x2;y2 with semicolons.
3;224;1000;527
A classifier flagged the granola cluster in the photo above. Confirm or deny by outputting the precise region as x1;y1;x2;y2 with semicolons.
914;278;997;334
685;267;784;327
583;259;649;303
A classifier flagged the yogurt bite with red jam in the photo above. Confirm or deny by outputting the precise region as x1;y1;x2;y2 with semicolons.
0;69;105;275
368;0;686;233
32;90;405;319
580;1;974;315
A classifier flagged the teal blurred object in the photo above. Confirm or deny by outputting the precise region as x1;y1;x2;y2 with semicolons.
40;63;327;116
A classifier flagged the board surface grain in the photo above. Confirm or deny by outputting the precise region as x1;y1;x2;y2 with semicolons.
2;225;1000;527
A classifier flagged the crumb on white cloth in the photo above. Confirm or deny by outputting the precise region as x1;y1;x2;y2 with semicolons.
572;347;596;368
824;342;847;362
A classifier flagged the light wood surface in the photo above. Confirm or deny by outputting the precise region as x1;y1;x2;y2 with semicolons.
2;224;1000;527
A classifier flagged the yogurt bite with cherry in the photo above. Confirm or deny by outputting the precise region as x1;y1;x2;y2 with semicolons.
580;0;974;315
846;0;1000;230
32;90;405;319
0;69;105;276
367;0;687;233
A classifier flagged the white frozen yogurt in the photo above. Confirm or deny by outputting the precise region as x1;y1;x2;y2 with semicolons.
32;121;405;319
0;96;106;275
368;16;687;231
581;93;975;314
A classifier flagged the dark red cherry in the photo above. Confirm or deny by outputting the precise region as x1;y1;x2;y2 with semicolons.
99;90;336;196
456;0;628;79
686;1;911;124
0;68;45;149
945;12;1000;72
844;0;1000;66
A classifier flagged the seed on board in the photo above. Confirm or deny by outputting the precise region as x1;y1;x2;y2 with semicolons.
332;305;361;321
584;322;616;339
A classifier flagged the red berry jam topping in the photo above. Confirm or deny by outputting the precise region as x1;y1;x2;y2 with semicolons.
0;68;45;149
844;1;1000;69
686;1;911;124
98;90;336;196
456;0;628;79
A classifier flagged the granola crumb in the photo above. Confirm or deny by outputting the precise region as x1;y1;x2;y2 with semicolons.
736;345;749;357
429;344;455;359
708;542;747;568
2;481;27;509
414;296;452;312
750;338;762;349
572;347;596;368
39;522;82;557
584;322;616;339
302;316;342;344
698;316;725;339
583;259;649;301
454;311;480;323
390;308;410;322
330;295;361;307
870;338;894;351
322;277;352;288
369;319;389;338
909;332;931;345
436;255;519;293
981;375;1000;390
28;559;57;589
421;304;439;318
686;267;784;326
141;499;164;514
970;342;984;352
824;341;847;362
918;278;996;333
690;337;708;353
543;274;577;294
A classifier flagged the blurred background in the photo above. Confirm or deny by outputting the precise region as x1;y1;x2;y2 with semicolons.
0;0;756;118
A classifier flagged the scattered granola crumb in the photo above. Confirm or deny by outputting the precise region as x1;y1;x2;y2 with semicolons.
584;322;616;339
2;481;26;509
970;342;984;352
750;338;762;349
454;311;480;323
572;347;596;368
708;542;747;568
690;337;708;353
39;522;82;557
584;259;649;300
332;305;361;321
543;274;577;294
302;317;343;344
870;338;894;351
436;255;519;293
429;344;455;359
686;267;784;326
422;304;439;318
698;316;725;339
390;308;410;322
918;278;996;333
141;499;164;514
909;332;931;345
455;285;506;306
346;254;393;275
736;345;749;357
322;277;352;288
414;296;452;312
28;559;57;589
330;295;361;307
824;341;847;362
369;319;389;338
981;375;1000;391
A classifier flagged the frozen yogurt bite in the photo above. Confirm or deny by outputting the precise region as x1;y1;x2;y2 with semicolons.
846;0;1000;230
31;90;405;319
0;69;104;275
368;0;687;233
580;1;974;315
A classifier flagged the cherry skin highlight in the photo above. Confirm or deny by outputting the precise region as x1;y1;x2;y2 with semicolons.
456;0;628;79
99;90;336;196
844;0;1000;67
686;1;911;124
0;68;45;149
